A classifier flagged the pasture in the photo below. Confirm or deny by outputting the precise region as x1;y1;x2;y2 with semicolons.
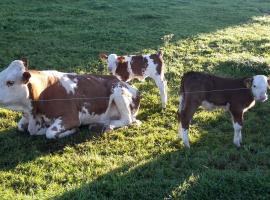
1;0;270;199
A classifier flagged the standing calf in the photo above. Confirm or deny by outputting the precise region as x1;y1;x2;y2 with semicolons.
100;51;167;109
177;71;269;148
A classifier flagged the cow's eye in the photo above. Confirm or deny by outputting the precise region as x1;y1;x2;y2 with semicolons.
6;81;15;87
253;85;256;88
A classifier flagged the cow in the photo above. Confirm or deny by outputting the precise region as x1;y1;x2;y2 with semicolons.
0;59;141;139
177;71;270;148
100;50;167;109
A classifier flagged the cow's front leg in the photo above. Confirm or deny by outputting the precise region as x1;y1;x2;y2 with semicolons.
18;113;29;132
46;116;79;139
28;115;47;135
230;109;244;147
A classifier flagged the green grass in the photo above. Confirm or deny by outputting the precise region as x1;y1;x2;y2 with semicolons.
0;0;270;199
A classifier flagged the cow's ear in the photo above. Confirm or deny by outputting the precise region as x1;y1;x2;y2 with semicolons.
244;78;253;88
267;79;270;86
99;53;108;60
157;49;163;58
22;71;31;84
21;58;29;69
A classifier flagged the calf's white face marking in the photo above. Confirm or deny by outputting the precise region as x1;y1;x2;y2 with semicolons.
107;54;118;72
0;60;31;112
251;75;269;102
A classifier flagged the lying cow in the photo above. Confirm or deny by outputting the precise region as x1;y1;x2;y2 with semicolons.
177;71;269;148
0;59;141;139
100;51;167;109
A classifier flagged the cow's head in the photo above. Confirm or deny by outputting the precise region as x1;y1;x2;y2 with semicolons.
0;60;31;111
245;75;270;102
100;53;118;73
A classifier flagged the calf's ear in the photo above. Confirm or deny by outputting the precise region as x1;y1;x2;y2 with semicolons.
267;79;270;86
99;53;108;60
244;78;253;88
21;58;29;69
22;72;31;84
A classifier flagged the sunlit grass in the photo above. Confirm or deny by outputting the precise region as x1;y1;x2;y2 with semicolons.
0;0;270;199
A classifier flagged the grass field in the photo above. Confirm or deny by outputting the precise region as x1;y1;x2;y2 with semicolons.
1;0;270;199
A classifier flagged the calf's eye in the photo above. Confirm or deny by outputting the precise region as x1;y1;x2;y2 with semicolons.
253;85;256;88
6;81;15;87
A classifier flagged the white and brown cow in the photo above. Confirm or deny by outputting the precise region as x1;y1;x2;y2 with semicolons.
100;51;167;109
177;71;270;148
0;59;141;139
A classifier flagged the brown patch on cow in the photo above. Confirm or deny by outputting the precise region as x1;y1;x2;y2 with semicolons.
130;55;148;76
149;51;164;75
115;57;130;81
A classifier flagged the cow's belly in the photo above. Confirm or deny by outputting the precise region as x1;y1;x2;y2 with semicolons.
79;103;120;125
201;100;230;111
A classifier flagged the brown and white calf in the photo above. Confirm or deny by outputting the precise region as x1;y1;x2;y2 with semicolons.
177;71;270;148
0;60;141;139
100;51;167;109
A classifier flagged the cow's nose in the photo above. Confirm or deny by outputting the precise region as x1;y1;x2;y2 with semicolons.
259;94;268;102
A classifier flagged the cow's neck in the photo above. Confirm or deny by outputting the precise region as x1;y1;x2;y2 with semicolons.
27;70;59;114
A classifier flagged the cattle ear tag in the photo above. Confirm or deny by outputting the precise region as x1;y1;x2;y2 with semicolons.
244;78;253;88
22;72;31;84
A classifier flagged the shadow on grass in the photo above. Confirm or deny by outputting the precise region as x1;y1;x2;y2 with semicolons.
0;126;105;171
53;144;270;200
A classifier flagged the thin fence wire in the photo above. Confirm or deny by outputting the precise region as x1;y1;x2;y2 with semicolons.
29;87;251;102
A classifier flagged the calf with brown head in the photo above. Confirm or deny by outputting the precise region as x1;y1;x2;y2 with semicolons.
177;71;270;148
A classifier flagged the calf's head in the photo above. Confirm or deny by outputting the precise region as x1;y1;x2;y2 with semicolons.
246;75;270;102
100;53;118;73
0;60;31;109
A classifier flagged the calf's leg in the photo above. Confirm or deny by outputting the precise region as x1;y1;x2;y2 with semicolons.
106;86;135;130
46;116;79;139
153;75;167;109
178;96;200;148
230;109;244;147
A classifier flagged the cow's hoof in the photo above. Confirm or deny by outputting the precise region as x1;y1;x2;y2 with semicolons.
103;125;113;133
133;120;142;126
233;139;241;148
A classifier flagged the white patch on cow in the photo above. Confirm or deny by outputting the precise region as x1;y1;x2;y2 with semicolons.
243;100;255;113
145;55;157;77
179;95;184;111
182;129;190;148
79;106;109;125
251;75;269;102
18;114;29;132
46;118;63;139
58;128;77;138
201;101;230;111
108;54;118;73
42;71;78;94
233;122;242;147
59;75;78;94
